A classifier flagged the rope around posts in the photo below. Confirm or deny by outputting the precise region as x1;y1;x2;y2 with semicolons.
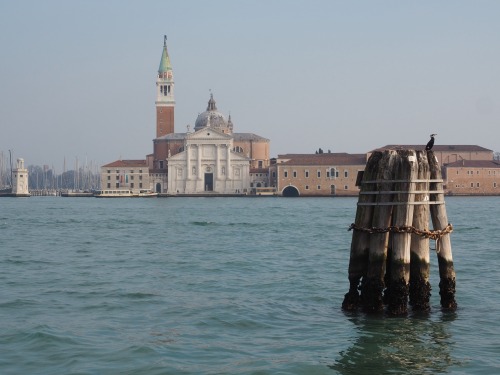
348;223;453;253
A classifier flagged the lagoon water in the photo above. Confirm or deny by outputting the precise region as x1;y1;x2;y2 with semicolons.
1;196;499;374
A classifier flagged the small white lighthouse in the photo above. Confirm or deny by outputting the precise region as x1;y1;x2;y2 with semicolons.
11;158;30;196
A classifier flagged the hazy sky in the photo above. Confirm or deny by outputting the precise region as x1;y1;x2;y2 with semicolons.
1;0;499;171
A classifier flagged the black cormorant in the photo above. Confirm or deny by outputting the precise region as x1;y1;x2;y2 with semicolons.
425;134;437;151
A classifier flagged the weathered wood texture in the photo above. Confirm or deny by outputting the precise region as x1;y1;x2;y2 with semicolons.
362;151;396;312
428;151;457;310
386;150;418;315
342;152;380;310
409;151;431;311
343;149;456;315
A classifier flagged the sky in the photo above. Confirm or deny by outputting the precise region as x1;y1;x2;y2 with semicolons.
1;0;499;171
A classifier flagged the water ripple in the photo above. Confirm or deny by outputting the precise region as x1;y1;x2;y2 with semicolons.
0;197;498;374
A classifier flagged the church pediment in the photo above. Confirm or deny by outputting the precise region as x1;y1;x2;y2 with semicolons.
187;127;232;141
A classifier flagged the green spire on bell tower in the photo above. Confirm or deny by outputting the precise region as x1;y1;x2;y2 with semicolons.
158;35;172;74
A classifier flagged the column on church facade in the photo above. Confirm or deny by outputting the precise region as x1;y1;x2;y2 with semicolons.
186;144;191;180
226;144;232;179
197;145;202;179
215;144;220;180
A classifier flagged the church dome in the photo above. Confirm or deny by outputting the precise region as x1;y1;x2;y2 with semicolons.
194;94;231;132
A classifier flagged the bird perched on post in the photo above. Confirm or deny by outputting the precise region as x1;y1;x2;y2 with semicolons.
425;134;437;151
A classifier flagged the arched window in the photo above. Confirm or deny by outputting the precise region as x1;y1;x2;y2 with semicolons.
330;167;336;178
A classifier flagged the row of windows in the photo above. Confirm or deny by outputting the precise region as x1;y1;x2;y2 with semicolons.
107;170;144;174
107;183;144;189
454;182;498;188
281;169;348;178
460;170;498;175
304;185;350;190
108;175;143;181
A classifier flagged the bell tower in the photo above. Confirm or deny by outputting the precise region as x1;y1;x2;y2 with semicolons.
156;35;175;138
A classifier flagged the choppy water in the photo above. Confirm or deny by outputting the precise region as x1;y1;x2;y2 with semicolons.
1;196;499;374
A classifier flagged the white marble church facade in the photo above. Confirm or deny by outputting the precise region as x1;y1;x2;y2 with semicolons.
167;128;250;195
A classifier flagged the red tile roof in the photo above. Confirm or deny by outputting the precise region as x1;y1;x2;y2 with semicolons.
276;153;366;166
373;145;492;152
445;160;500;168
102;159;148;168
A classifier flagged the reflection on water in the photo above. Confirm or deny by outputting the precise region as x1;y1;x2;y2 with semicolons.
330;311;465;374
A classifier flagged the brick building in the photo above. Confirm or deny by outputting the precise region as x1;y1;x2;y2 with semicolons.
100;160;150;192
269;153;367;196
443;160;500;195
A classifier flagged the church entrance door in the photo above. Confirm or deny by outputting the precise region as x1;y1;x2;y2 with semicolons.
204;173;213;191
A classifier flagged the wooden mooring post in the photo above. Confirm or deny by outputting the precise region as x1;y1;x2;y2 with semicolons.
342;149;457;315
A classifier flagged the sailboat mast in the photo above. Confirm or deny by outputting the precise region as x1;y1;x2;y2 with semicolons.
9;149;13;188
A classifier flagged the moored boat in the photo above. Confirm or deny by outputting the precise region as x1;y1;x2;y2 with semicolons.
137;190;158;197
94;189;134;198
94;189;158;198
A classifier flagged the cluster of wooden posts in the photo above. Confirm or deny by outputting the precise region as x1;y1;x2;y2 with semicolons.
342;149;457;315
